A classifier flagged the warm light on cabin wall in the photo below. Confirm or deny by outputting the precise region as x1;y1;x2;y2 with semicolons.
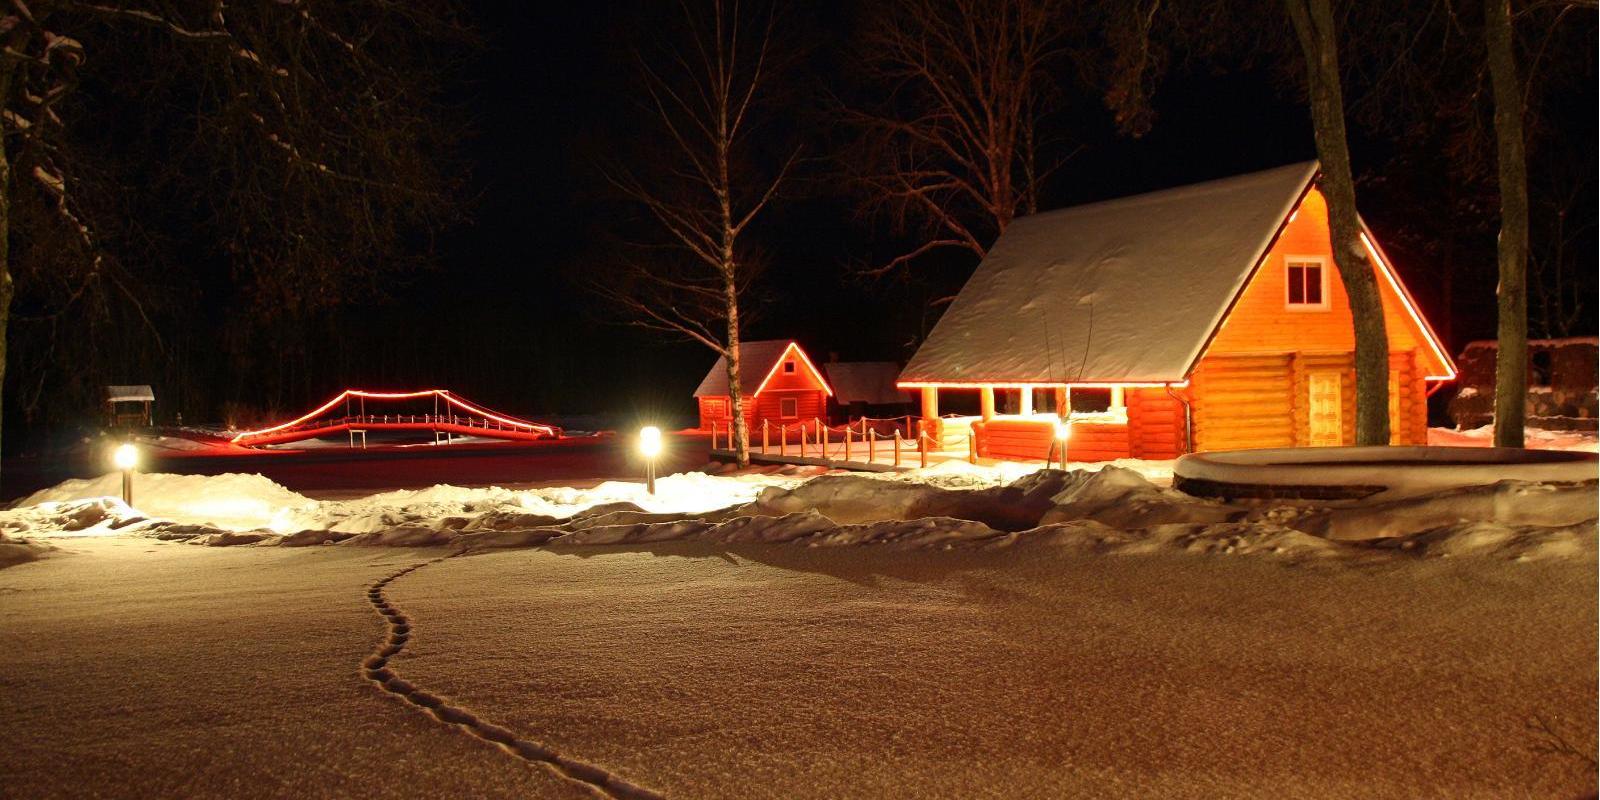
752;342;835;397
1359;231;1457;381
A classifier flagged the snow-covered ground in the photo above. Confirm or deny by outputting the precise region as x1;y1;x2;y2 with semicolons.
1;454;1595;796
2;450;1594;561
1;527;1594;797
1429;423;1598;452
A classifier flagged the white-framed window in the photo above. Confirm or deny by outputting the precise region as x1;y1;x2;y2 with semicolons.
783;361;796;373
780;397;798;418
1285;256;1329;310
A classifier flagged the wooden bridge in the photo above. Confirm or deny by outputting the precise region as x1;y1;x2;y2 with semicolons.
230;389;561;448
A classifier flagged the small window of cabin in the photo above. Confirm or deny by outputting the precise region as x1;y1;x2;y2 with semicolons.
783;361;796;374
704;398;727;418
1285;257;1329;310
780;397;798;418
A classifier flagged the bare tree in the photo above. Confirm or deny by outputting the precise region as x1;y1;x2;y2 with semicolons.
1284;0;1392;445
0;1;466;486
842;0;1068;284
1483;0;1529;446
594;0;795;467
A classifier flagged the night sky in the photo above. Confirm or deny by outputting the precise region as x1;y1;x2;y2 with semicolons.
114;2;1600;428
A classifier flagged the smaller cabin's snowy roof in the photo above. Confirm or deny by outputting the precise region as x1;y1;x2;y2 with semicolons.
824;362;910;405
900;161;1319;385
1462;337;1599;351
104;385;155;403
695;340;822;397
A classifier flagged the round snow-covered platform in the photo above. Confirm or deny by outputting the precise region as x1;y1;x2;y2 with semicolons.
1174;446;1599;502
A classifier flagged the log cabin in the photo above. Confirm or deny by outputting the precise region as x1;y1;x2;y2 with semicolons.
695;340;833;432
896;161;1457;462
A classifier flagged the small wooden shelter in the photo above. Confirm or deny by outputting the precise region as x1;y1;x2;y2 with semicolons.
695;340;833;431
104;385;155;428
898;161;1456;461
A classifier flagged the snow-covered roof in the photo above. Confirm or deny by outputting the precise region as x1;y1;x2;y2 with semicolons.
694;340;830;397
104;385;155;403
824;362;910;405
900;162;1319;385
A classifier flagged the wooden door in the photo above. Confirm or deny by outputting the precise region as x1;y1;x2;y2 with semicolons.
1307;372;1343;446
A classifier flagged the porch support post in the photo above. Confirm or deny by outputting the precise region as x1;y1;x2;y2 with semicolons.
1019;387;1034;416
979;386;996;421
919;386;942;451
1055;387;1069;418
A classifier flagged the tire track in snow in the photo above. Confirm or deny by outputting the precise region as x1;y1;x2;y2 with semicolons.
363;557;664;800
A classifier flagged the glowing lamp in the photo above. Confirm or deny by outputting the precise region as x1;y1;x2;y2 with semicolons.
113;443;139;471
638;426;663;495
1054;419;1072;470
112;443;139;506
638;426;663;458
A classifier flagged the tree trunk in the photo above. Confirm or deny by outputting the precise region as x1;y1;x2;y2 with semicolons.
722;270;750;467
1484;0;1528;448
1286;0;1391;446
0;60;13;493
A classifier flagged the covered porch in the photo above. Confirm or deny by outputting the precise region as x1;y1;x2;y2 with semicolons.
906;383;1187;463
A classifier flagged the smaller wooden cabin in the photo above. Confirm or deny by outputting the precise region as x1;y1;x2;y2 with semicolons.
1448;337;1598;431
822;360;911;423
695;340;833;431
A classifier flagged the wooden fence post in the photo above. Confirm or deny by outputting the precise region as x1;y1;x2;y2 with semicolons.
893;431;902;467
780;424;788;457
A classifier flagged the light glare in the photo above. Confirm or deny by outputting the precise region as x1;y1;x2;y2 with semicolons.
639;426;663;458
113;443;139;471
1054;420;1073;442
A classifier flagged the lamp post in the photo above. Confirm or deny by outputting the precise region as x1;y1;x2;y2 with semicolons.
113;443;139;506
638;426;663;495
1054;418;1072;471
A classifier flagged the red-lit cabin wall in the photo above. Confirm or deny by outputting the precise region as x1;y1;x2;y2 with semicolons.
972;388;1187;464
699;392;826;432
1189;188;1437;450
1125;388;1186;459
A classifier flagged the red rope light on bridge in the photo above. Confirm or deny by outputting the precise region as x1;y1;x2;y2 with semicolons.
229;389;558;446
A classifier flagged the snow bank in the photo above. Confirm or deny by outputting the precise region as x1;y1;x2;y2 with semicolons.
18;473;316;532
1429;425;1598;453
2;463;1593;565
6;470;796;537
0;530;53;567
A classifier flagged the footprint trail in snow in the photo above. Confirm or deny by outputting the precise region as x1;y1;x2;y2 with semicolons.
362;557;664;799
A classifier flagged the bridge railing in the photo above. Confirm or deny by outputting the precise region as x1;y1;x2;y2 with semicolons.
235;412;558;443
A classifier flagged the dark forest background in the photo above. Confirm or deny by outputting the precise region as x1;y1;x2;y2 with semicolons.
4;0;1594;445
